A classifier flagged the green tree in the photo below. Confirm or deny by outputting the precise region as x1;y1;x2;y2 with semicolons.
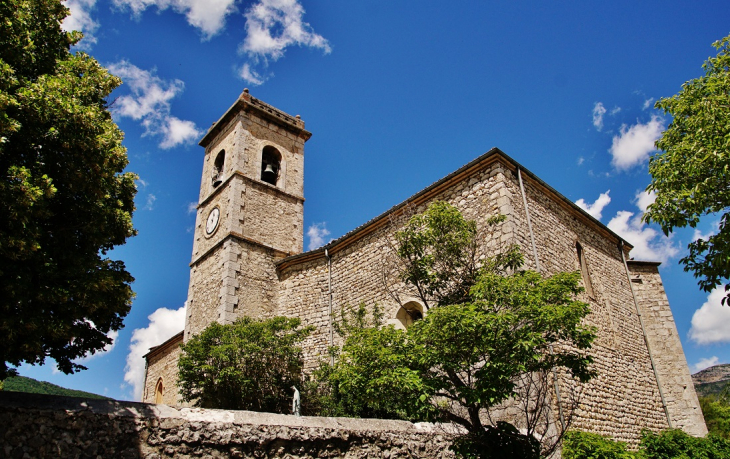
562;431;637;459
644;34;730;303
387;201;520;309
178;316;314;412
0;0;137;379
318;202;596;457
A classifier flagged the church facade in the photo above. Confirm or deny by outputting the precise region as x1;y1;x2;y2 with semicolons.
142;90;707;441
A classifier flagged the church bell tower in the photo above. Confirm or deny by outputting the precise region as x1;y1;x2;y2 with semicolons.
184;89;311;340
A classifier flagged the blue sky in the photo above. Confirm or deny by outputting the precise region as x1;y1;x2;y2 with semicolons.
18;0;730;401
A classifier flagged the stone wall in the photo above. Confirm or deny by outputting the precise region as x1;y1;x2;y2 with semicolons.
274;155;706;442
505;166;671;442
0;392;456;458
277;159;513;370
628;261;707;436
143;333;184;406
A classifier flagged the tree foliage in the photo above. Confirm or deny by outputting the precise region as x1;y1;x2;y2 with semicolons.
317;202;596;457
0;0;137;379
700;387;730;440
389;200;520;309
178;316;314;412
562;431;636;459
644;34;730;302
564;429;730;459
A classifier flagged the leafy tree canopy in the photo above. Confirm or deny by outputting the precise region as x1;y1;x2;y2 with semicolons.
0;0;137;379
177;316;314;412
644;34;730;302
392;200;520;309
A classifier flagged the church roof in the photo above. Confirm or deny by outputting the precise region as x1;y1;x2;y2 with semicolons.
276;147;634;272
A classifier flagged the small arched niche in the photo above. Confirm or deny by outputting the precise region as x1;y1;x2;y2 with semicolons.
395;301;424;329
154;378;164;404
261;146;281;186
212;150;225;187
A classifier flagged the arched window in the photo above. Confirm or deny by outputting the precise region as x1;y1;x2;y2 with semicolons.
212;150;225;187
396;301;424;329
576;242;595;298
261;146;281;186
155;378;164;404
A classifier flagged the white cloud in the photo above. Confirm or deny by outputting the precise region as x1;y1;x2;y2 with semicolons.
609;116;665;170
109;60;202;149
239;63;267;86
160;117;202;149
643;98;655;110
608;210;678;262
692;356;720;373
592;102;606;131
609;106;621;116
307;222;331;251
689;288;730;345
239;0;331;85
577;157;585;166
187;201;198;214
607;191;678;263
576;190;611;220
143;193;156;211
634;190;656;213
113;0;237;39
124;304;187;401
62;0;99;48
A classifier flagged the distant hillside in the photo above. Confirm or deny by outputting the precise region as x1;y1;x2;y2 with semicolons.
693;364;730;398
1;376;111;400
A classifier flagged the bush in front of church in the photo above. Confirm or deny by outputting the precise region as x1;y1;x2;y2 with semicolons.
177;316;314;412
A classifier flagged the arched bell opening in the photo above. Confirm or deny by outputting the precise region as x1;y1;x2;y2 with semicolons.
395;301;424;329
154;378;164;404
212;150;225;187
261;146;281;186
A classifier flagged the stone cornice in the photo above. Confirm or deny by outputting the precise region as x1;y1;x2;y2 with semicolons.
198;171;304;210
143;331;183;360
200;90;312;149
190;231;293;268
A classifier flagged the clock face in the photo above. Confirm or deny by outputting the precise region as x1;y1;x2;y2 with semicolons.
205;207;220;235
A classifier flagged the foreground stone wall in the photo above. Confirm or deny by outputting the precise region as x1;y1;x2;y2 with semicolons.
0;392;455;458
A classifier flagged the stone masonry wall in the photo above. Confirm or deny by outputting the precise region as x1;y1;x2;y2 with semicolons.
143;334;184;406
0;392;455;459
278;161;514;370
627;261;707;436
504;167;672;442
276;157;705;443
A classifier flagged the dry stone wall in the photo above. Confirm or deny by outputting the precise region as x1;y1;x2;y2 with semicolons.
0;392;456;459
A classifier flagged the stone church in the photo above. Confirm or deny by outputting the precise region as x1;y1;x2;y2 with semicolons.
143;90;707;440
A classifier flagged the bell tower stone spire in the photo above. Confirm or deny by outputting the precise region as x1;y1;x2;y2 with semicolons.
184;89;311;339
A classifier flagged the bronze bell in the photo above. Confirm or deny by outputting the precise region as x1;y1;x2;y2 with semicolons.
212;169;222;187
263;162;277;182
